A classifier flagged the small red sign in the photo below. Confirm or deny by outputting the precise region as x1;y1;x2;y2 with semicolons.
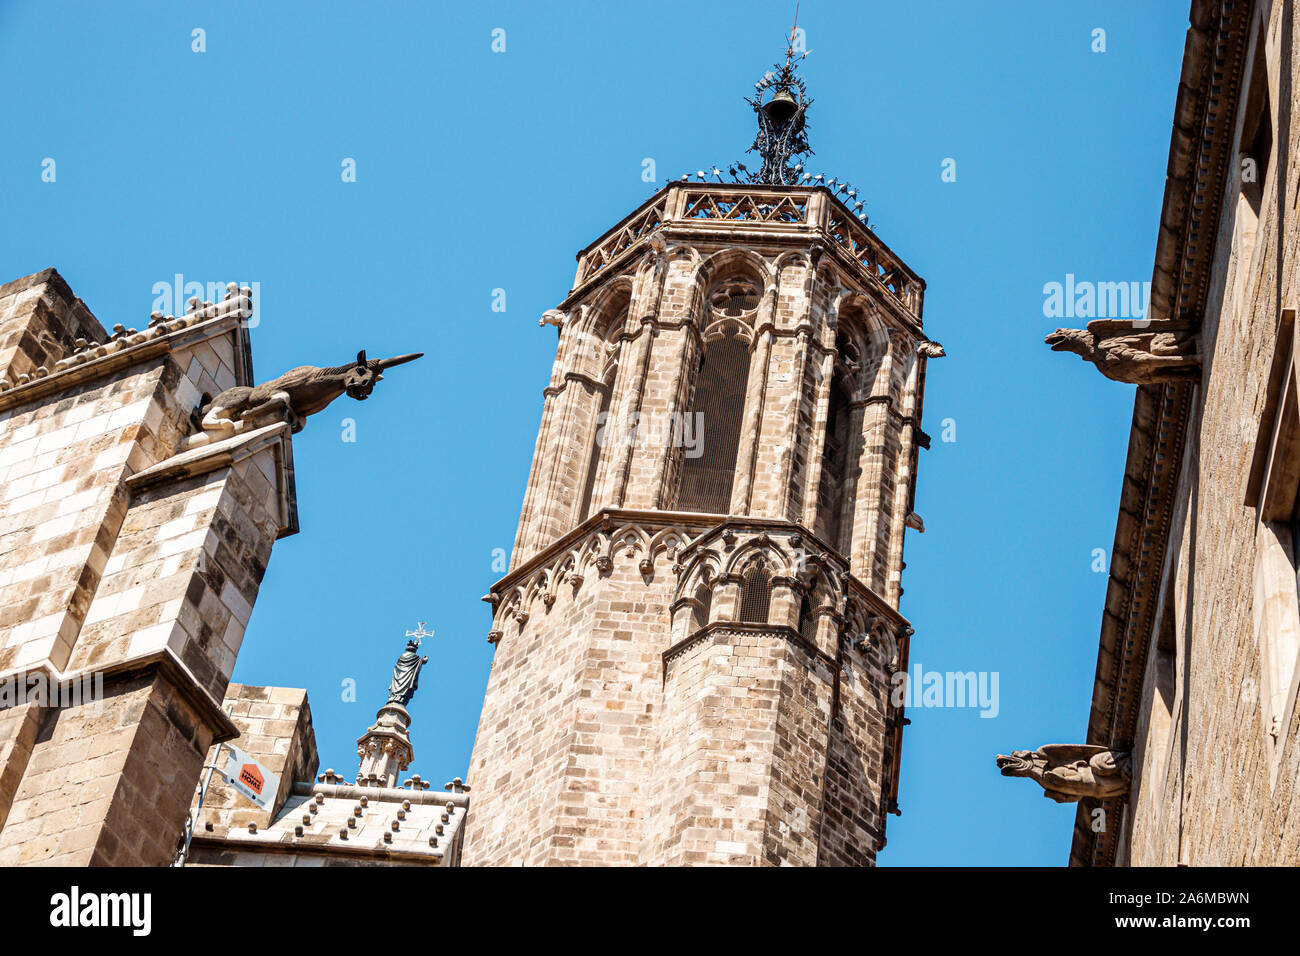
239;763;264;795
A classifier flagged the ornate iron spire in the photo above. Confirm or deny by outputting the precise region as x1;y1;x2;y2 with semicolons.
744;13;814;185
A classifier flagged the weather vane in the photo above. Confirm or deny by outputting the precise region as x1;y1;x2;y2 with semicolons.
784;0;811;68
405;621;434;648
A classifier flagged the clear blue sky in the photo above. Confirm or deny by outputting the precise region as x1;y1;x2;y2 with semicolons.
0;1;1189;865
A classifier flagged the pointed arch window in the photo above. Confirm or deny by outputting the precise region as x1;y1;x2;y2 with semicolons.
691;584;713;632
739;560;772;624
816;331;858;552
578;291;629;521
674;278;759;514
798;590;818;642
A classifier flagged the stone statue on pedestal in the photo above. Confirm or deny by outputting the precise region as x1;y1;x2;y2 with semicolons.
387;639;428;707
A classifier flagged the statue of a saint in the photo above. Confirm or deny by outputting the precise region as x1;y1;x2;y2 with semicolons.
387;639;428;707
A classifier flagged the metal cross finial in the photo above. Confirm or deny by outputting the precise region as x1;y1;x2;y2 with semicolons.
784;0;801;68
405;621;434;647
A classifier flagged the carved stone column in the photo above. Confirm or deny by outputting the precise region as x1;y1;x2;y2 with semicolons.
357;704;415;789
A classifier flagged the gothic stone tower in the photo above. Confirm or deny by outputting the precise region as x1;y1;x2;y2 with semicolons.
464;55;938;866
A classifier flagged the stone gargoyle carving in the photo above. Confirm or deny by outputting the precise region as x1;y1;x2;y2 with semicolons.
1045;319;1199;385
994;745;1131;803
188;350;422;447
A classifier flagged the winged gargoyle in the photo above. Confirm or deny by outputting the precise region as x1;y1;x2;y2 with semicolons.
1045;319;1199;385
188;350;422;446
994;745;1131;803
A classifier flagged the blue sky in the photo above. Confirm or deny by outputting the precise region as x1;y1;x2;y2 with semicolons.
0;1;1190;865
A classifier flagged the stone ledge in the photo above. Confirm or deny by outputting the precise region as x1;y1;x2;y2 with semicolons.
0;647;240;744
662;620;832;670
126;421;299;538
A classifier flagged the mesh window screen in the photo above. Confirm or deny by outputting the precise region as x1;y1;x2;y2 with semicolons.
577;383;613;521
692;586;712;631
676;331;751;514
816;380;852;550
739;563;772;624
798;593;818;641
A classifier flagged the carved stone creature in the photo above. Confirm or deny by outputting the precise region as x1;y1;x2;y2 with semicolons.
191;350;421;444
1045;319;1199;385
995;745;1131;803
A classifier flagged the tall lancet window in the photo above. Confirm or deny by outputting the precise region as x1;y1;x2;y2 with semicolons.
691;584;713;632
816;331;858;552
739;559;772;624
675;277;758;514
578;290;629;521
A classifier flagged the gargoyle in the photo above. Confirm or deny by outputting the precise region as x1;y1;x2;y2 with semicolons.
1045;319;1199;385
995;745;1131;803
189;350;422;446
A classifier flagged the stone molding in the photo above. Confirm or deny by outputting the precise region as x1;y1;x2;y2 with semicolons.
0;647;240;744
485;509;909;647
662;620;831;671
126;421;299;538
0;286;252;412
1070;0;1252;867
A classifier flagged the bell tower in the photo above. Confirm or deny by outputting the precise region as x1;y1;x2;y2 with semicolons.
463;39;939;866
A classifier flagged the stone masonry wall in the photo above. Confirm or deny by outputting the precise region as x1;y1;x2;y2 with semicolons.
194;683;318;832
818;650;891;865
0;270;295;866
1125;0;1300;866
0;668;214;865
646;625;836;866
465;542;679;864
471;193;927;866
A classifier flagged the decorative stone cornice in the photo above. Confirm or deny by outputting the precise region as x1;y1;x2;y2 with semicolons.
291;779;471;808
0;648;240;744
561;182;925;328
662;620;831;670
0;284;253;412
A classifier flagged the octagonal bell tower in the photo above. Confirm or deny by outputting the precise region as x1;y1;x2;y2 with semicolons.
464;46;939;866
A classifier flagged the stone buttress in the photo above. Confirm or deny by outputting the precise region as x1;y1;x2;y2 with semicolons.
0;269;296;865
